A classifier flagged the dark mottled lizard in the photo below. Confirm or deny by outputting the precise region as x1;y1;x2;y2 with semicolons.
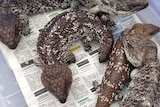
0;0;149;49
37;10;114;103
120;23;160;107
0;0;150;104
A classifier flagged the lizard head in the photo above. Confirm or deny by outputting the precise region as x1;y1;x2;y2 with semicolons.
121;23;160;67
41;63;72;103
100;0;149;15
0;13;23;49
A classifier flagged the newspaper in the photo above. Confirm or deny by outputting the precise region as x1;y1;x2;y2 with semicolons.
0;8;160;107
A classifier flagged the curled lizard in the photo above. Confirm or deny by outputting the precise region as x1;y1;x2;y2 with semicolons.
37;10;114;103
120;23;160;107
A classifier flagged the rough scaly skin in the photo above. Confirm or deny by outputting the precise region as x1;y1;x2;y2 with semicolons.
98;0;149;15
1;0;72;15
96;35;130;107
37;10;114;64
120;23;160;107
1;0;149;15
37;10;114;103
0;0;149;49
120;61;160;107
0;0;72;49
0;13;24;49
72;0;148;15
41;63;72;103
122;23;160;67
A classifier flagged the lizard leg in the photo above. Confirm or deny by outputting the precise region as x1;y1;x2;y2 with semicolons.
82;33;95;51
61;51;76;64
19;14;30;35
92;80;100;92
114;92;123;101
113;85;124;101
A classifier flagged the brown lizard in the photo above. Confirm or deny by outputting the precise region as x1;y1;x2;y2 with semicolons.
37;10;114;103
0;0;149;49
96;31;130;107
120;23;160;107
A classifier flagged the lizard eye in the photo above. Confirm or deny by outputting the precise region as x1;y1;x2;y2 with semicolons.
126;40;133;48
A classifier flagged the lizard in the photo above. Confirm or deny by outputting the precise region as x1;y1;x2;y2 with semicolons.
0;0;150;104
1;0;149;15
95;23;160;107
95;34;130;107
0;0;149;49
0;13;29;49
72;0;149;15
37;10;114;103
119;23;160;107
0;0;72;49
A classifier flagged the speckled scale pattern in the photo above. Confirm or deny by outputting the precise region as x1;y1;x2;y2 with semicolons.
0;0;72;49
76;0;97;8
120;23;160;107
0;0;149;49
2;0;72;15
100;0;148;15
122;23;160;67
26;0;72;14
72;0;148;15
37;10;113;65
37;10;114;103
120;61;160;107
155;74;160;107
96;36;130;107
1;0;149;15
